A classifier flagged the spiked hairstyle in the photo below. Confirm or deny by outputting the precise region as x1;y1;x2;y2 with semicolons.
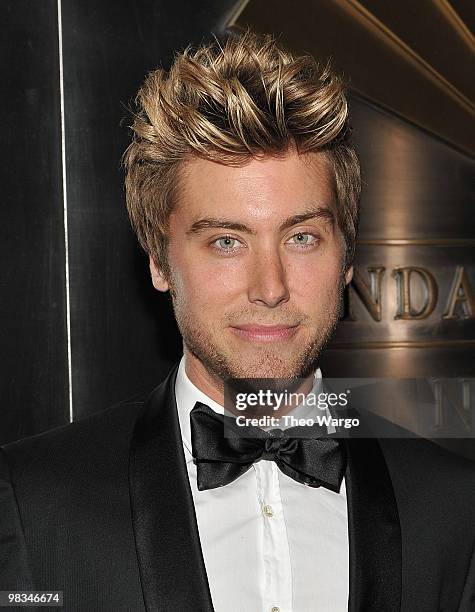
123;29;361;278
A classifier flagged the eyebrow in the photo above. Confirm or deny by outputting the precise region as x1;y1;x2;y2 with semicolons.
185;205;335;236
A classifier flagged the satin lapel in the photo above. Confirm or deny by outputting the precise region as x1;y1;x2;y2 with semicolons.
129;364;214;612
342;409;402;612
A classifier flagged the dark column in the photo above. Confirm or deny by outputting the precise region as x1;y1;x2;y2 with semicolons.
0;1;68;445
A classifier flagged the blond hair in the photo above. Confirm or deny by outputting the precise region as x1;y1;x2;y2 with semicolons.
123;28;360;277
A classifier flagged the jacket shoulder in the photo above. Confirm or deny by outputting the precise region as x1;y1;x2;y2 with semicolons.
378;435;475;534
380;435;475;481
359;407;475;485
0;392;150;487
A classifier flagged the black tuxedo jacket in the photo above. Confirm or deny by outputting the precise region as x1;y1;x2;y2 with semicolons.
1;363;474;611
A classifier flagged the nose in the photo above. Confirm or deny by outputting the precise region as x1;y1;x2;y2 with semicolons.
247;247;290;308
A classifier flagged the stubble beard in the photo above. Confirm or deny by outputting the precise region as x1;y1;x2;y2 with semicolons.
168;275;345;384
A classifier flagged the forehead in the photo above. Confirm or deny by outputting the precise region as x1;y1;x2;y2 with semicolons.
175;150;335;223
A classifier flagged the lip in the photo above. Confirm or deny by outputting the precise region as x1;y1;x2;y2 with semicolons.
229;324;300;343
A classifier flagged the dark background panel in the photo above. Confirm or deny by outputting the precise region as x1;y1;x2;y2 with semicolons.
0;0;67;445
61;0;240;418
448;0;475;34
356;0;474;102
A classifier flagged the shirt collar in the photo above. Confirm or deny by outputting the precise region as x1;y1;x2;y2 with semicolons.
174;355;328;463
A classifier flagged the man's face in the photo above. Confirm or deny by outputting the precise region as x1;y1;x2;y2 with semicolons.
150;149;353;384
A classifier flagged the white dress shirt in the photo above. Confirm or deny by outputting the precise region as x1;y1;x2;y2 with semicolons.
175;356;349;612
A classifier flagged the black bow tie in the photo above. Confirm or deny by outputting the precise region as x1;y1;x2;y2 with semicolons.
190;402;347;492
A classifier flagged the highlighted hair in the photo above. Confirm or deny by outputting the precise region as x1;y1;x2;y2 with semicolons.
124;28;360;276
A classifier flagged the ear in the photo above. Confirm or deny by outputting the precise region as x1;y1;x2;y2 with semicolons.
344;265;353;286
149;256;170;292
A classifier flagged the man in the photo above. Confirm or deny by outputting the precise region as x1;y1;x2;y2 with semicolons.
1;29;474;612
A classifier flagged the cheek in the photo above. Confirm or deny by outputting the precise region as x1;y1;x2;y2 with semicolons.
171;257;244;312
288;258;342;306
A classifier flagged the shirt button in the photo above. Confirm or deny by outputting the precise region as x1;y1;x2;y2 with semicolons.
271;607;280;612
262;504;274;517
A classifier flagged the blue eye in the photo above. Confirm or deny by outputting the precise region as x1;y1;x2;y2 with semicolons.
213;236;242;251
288;232;319;247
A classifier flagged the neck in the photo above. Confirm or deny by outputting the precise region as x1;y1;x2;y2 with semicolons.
183;347;316;416
184;349;225;406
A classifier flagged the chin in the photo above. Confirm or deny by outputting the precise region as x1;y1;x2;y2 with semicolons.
183;321;329;383
221;350;317;381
